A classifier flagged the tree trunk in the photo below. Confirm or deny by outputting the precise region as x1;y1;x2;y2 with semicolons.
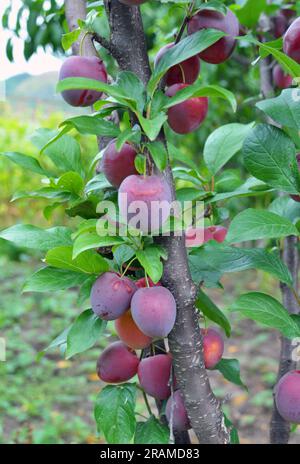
65;0;229;444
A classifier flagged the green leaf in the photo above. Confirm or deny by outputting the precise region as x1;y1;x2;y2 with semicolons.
137;112;168;141
113;244;135;268
163;84;237;113
62;28;81;51
94;384;136;444
85;173;112;194
135;416;169;444
196;289;231;337
243;124;300;194
23;267;88;293
136;246;166;283
145;141;168;171
215;358;247;389
167;142;199;171
227;209;298;244
234;0;266;28
148;29;225;94
269;196;300;224
57;71;146;112
44;327;70;353
190;242;293;287
56;171;84;195
61;115;120;138
73;232;123;258
256;89;300;132
134;154;146;175
0;152;51;176
204;123;255;176
11;188;72;203
115;126;141;151
0;225;72;251
230;292;300;338
34;128;84;175
223;414;240;444
45;246;109;274
209;177;274;203
66;309;107;359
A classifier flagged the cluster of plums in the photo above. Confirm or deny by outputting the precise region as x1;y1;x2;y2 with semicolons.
90;272;224;431
59;6;240;135
155;7;240;134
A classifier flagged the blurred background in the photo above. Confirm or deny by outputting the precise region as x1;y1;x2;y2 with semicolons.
0;0;299;444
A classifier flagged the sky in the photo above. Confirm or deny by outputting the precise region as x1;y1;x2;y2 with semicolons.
0;0;62;80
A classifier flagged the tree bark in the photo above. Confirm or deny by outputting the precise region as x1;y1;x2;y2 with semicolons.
270;236;299;444
65;0;229;444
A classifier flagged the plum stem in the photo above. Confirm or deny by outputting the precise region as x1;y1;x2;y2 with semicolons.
175;0;195;45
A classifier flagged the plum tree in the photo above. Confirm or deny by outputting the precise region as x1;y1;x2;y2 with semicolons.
166;84;208;134
155;42;200;86
283;17;300;63
91;272;137;320
100;140;138;188
185;226;227;248
290;154;300;202
165;390;191;432
115;310;152;349
136;277;161;288
119;0;147;5
59;56;107;107
275;370;300;423
131;287;176;338
118;174;172;232
187;8;239;64
272;64;293;89
201;328;224;369
97;341;139;383
138;354;173;399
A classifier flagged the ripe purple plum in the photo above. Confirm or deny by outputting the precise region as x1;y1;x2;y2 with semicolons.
272;65;293;89
155;42;200;86
187;8;239;64
136;277;162;288
118;174;172;233
201;328;224;369
131;287;177;338
165;390;191;432
166;83;208;134
100;140;138;188
272;13;289;38
213;226;228;243
59;56;107;107
138;354;173;399
185;227;213;248
115;310;153;350
91;272;137;320
185;225;227;247
97;341;139;383
283;17;300;63
275;370;300;423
